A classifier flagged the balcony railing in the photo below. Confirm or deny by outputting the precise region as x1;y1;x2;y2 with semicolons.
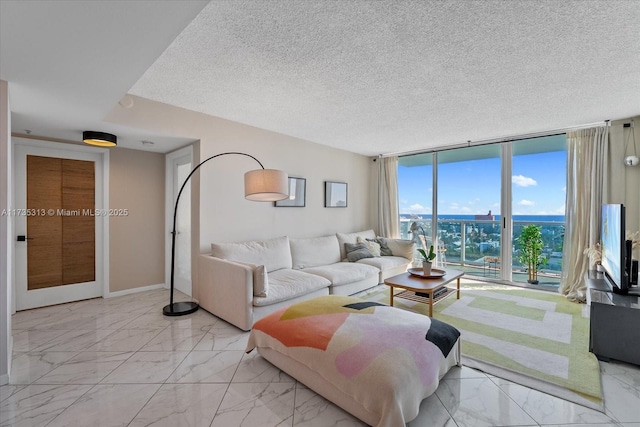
400;218;565;287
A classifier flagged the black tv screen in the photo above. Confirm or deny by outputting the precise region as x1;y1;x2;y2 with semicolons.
601;204;627;292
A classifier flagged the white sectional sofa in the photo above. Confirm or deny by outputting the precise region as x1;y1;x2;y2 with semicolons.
198;229;414;330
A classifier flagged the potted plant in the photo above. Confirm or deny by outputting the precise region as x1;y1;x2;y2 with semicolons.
418;245;436;275
516;225;548;284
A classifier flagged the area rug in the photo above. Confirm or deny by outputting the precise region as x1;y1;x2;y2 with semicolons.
357;281;604;411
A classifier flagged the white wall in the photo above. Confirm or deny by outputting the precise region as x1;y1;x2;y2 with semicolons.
105;95;374;300
109;148;165;292
0;80;12;385
106;96;373;243
609;116;640;258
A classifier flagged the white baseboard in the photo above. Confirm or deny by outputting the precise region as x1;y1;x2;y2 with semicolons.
106;283;165;299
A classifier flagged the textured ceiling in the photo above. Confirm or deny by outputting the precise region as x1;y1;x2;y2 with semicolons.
1;1;639;155
130;0;640;156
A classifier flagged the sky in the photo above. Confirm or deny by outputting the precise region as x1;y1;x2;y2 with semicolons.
398;149;566;217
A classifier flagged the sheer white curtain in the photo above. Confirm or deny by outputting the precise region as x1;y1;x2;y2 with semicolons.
377;156;399;238
560;126;609;302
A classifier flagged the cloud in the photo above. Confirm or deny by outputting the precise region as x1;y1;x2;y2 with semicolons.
519;199;535;206
404;203;431;214
512;175;537;187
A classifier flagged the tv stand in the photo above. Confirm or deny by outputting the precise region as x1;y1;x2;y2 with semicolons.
587;271;640;366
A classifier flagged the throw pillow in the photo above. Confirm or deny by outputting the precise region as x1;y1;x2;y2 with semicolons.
357;236;381;257
344;242;374;262
368;237;393;256
234;261;269;297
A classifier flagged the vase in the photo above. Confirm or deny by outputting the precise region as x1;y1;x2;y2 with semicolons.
422;261;432;276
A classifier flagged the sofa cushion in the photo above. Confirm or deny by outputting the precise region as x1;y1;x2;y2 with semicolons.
345;242;374;262
235;261;269;297
303;263;379;286
211;236;292;273
336;229;376;260
384;238;415;261
253;269;330;307
290;235;341;269
367;237;393;256
357;255;410;271
357;236;381;256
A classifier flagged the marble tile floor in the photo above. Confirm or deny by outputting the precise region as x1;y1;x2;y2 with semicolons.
2;289;640;427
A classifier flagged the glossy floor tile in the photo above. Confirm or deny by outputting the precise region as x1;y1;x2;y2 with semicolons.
2;288;639;427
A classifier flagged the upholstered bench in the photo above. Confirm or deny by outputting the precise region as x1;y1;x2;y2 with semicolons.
246;295;461;427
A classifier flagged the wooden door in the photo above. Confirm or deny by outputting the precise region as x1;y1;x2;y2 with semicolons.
26;155;95;290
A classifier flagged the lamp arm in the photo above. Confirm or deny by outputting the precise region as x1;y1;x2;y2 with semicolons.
168;152;265;307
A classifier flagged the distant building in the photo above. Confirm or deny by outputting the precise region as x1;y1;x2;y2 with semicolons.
474;210;495;220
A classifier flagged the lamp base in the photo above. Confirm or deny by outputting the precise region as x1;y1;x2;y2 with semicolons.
163;301;199;316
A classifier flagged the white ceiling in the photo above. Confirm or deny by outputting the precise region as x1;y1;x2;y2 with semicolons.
2;0;640;156
0;0;208;152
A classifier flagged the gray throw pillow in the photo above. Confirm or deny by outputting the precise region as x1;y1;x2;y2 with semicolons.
345;242;374;262
368;238;393;256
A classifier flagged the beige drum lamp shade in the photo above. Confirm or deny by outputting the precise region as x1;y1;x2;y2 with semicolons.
245;169;289;201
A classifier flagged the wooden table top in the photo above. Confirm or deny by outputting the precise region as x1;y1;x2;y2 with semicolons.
384;268;464;292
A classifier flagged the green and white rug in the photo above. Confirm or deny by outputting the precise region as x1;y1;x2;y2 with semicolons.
357;281;604;410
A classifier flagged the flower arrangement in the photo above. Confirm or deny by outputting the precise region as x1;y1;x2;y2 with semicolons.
418;245;436;263
627;230;640;258
418;245;437;275
583;242;602;269
583;231;639;270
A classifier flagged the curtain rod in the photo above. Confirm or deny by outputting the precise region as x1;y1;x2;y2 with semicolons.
380;120;610;158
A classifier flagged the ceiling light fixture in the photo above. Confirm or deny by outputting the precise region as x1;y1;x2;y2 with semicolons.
83;131;117;147
623;122;638;167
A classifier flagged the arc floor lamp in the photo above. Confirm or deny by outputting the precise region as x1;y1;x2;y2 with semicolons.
163;152;289;316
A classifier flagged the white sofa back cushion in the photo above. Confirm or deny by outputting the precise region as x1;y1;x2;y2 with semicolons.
290;235;341;269
211;236;292;272
336;229;376;260
385;238;415;261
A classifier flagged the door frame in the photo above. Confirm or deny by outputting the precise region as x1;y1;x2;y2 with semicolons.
165;145;193;296
12;137;110;311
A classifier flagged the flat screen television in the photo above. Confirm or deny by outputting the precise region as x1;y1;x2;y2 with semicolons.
600;204;629;294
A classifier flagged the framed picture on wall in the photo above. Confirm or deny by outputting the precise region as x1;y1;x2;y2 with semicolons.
324;181;347;208
274;177;306;207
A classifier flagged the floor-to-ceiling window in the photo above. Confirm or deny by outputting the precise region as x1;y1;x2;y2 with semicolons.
437;145;502;276
398;153;433;266
398;135;567;288
511;135;566;287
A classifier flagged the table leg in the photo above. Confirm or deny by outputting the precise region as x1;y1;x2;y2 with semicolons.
389;286;394;306
456;278;460;299
429;293;433;317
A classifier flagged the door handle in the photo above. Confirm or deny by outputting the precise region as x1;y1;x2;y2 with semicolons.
17;235;34;241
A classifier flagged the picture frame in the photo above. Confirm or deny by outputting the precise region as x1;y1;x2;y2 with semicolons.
274;177;306;207
324;181;348;208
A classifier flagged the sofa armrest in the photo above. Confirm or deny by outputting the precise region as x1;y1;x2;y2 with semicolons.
198;255;254;331
384;238;415;261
